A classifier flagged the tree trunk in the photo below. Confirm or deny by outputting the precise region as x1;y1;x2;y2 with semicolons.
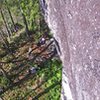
0;30;15;58
41;0;100;100
0;30;10;51
22;13;30;37
0;9;11;38
18;0;30;38
5;0;16;32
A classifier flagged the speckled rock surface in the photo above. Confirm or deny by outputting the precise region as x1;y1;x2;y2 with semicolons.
40;0;100;100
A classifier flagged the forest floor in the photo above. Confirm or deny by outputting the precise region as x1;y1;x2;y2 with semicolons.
0;29;62;100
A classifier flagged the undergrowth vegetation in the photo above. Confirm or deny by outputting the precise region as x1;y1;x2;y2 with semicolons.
0;0;62;99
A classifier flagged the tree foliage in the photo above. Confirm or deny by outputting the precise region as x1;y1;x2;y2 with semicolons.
0;0;62;99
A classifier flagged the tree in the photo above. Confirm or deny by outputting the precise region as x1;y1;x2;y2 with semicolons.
0;0;11;38
18;0;30;37
0;30;10;51
4;0;16;32
0;9;11;38
41;0;100;100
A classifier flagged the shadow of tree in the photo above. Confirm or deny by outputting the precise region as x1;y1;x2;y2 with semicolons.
32;80;61;100
0;51;58;96
0;72;35;95
21;66;62;100
0;31;61;100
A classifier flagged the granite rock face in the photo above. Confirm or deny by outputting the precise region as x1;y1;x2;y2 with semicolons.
40;0;100;100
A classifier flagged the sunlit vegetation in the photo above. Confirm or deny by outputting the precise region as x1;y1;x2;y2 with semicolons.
0;0;62;99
